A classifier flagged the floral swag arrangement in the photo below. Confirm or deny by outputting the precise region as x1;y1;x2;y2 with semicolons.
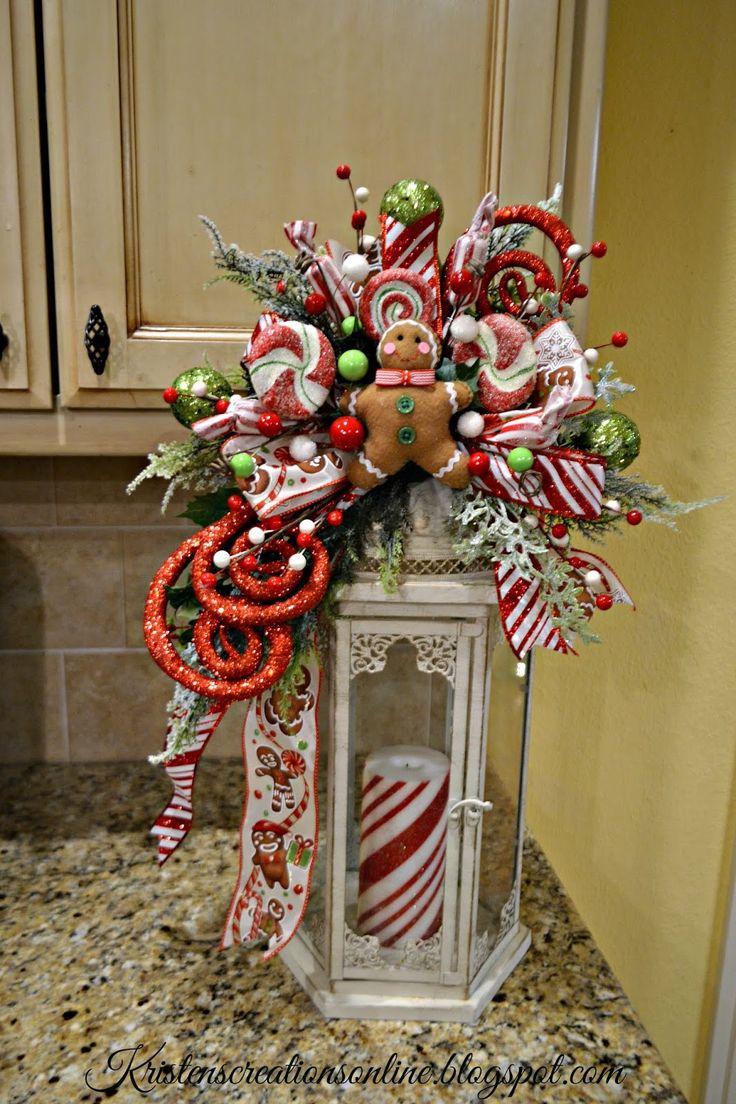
132;169;707;958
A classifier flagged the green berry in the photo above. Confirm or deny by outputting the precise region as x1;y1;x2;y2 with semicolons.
507;447;534;473
338;349;369;381
341;316;358;336
230;452;256;478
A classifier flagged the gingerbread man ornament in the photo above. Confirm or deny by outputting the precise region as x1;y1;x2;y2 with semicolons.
342;320;472;490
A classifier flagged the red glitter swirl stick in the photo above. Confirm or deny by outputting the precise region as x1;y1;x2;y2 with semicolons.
477;204;586;316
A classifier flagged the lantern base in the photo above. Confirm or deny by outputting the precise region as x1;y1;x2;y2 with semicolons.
280;924;531;1023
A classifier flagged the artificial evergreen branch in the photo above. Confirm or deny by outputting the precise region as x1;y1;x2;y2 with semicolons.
149;645;214;764
593;361;636;408
448;488;599;647
271;475;415;699
127;437;229;512
200;215;337;339
604;472;721;528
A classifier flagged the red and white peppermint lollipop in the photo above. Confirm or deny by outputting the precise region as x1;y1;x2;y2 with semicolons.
453;313;536;412
359;268;436;341
246;321;336;420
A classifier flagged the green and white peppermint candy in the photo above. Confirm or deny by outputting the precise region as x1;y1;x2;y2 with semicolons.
246;321;336;420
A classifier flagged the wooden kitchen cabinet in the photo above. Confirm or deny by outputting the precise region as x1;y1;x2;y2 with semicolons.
0;0;52;410
1;0;607;453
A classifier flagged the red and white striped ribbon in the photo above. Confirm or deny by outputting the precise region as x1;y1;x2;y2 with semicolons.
568;548;635;609
283;221;318;253
150;702;229;864
357;747;450;948
471;383;605;519
192;395;288;442
494;559;571;659
444;191;497;315
283;221;355;323
473;442;605;520
478;383;575;449
221;656;320;959
495;547;634;660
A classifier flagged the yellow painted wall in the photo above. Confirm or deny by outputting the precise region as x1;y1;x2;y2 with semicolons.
528;2;736;1101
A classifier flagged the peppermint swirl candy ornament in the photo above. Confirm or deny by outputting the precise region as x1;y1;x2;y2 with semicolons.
359;268;436;341
453;313;536;412
246;321;336;420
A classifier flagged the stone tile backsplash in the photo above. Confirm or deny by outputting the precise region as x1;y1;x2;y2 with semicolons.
0;457;242;763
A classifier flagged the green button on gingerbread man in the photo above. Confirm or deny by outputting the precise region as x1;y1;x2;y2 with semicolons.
341;319;473;490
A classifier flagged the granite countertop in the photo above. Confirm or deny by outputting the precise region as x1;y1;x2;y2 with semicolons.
0;761;685;1104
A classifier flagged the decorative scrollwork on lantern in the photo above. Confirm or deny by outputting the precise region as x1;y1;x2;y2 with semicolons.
492;881;520;950
350;632;457;684
472;928;492;976
343;924;384;968
400;928;443;971
343;924;443;972
361;555;492;577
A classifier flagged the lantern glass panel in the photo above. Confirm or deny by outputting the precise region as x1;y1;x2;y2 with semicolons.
473;640;530;974
301;666;331;964
344;638;454;974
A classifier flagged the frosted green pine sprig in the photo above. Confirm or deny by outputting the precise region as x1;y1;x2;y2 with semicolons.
200;215;336;338
126;436;228;513
448;489;547;575
604;472;721;529
448;488;599;647
149;646;213;764
594;361;636;408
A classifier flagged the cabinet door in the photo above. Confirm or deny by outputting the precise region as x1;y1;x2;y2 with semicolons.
0;0;52;409
44;0;599;409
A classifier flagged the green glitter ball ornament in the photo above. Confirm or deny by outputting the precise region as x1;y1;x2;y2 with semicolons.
380;179;444;227
574;411;641;470
170;366;232;428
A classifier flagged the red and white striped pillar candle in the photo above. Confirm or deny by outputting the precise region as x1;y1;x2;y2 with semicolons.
357;745;450;948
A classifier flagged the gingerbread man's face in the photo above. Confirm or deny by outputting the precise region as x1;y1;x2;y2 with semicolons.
252;827;283;857
268;898;285;922
378;320;439;372
257;747;279;770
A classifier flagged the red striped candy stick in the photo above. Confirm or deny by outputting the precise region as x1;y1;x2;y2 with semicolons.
357;746;450;948
380;208;443;334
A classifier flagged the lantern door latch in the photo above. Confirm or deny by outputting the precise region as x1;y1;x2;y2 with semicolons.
449;798;493;826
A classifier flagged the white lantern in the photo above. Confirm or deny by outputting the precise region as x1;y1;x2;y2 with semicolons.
280;485;532;1022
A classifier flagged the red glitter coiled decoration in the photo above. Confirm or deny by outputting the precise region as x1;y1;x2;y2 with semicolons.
191;514;331;628
144;507;332;701
144;527;294;700
192;617;264;679
474;204;584;317
228;537;302;600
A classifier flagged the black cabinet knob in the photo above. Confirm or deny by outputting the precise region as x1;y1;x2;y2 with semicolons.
84;305;110;375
